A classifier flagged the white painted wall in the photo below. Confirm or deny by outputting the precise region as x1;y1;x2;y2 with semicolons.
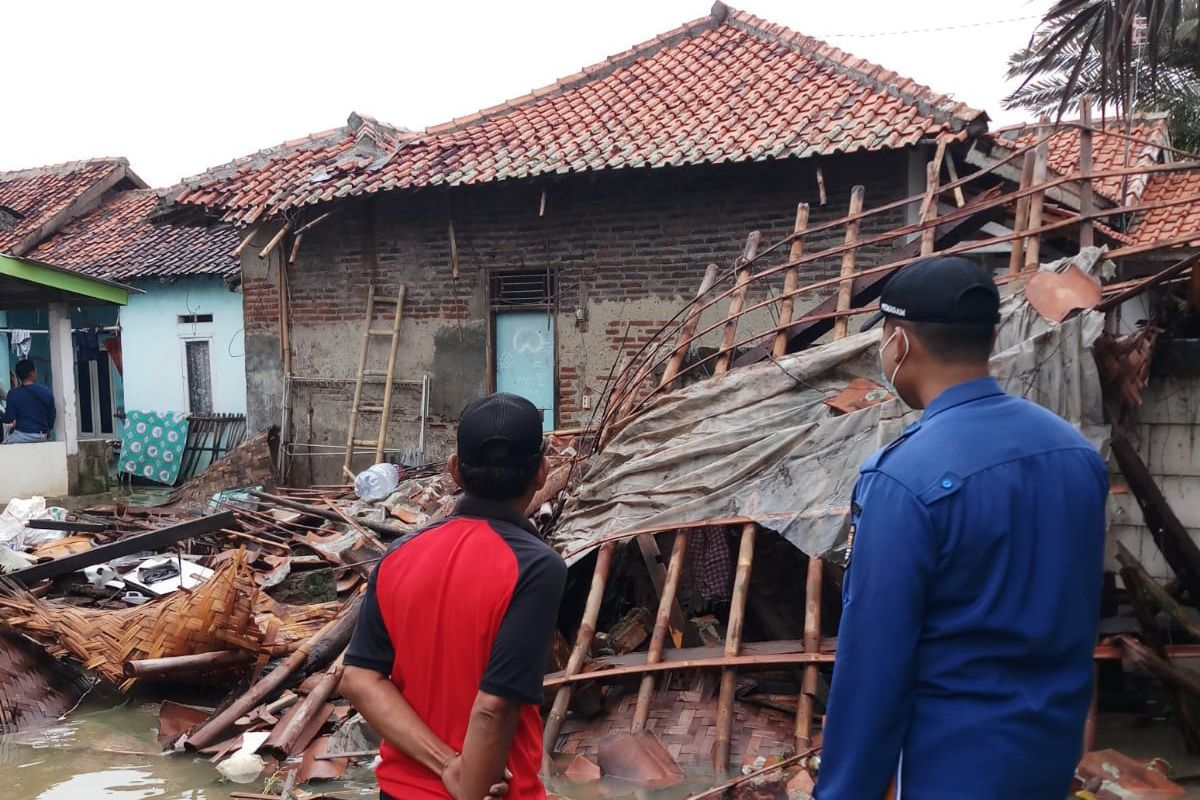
0;441;68;502
119;277;246;414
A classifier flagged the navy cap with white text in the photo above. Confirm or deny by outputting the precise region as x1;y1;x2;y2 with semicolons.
861;256;1001;331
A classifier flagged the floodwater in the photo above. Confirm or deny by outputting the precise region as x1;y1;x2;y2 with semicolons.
2;697;713;800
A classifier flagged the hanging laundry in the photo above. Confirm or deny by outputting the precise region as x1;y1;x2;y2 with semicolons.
9;330;32;360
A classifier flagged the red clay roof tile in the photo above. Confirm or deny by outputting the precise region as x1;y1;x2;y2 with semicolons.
169;3;983;225
27;189;238;280
0;160;129;256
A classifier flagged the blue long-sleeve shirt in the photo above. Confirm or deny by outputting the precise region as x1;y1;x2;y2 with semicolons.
816;377;1108;800
2;382;56;434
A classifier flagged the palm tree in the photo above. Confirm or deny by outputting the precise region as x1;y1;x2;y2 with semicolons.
1005;0;1199;120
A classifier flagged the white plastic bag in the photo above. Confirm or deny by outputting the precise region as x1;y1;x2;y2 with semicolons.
354;463;400;502
0;496;46;546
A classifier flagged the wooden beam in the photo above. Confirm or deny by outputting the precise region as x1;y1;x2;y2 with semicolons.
7;512;235;585
259;221;293;260
1008;149;1037;275
1079;97;1096;250
1115;541;1200;641
1110;433;1200;604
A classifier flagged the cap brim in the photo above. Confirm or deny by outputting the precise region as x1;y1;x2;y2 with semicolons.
859;311;885;332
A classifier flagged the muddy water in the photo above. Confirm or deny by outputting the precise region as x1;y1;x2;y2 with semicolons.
2;698;711;800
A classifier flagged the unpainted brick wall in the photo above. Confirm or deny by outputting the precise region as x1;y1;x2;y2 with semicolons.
242;150;913;452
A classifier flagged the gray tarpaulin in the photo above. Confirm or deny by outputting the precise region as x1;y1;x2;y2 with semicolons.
552;281;1107;564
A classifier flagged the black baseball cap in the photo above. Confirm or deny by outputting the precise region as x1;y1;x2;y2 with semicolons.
860;255;1001;331
457;393;545;467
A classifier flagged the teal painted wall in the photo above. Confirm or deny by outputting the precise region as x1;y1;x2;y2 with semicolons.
121;278;246;414
2;306;120;396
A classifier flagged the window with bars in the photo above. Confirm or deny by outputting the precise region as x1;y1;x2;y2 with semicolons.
489;270;556;308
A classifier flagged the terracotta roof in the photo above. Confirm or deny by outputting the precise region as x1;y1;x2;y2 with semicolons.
171;3;985;225
989;116;1171;204
0;159;141;256
1127;168;1200;246
27;189;239;280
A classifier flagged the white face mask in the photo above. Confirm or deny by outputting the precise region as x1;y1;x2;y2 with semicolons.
879;327;909;396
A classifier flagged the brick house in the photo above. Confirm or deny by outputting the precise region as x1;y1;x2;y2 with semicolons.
165;2;988;484
1;160;241;443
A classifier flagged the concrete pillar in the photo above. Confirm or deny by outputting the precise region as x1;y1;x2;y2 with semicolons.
47;302;78;456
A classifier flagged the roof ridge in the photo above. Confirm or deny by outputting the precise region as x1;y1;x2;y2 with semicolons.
721;5;983;127
425;6;724;135
0;158;129;182
169;113;405;193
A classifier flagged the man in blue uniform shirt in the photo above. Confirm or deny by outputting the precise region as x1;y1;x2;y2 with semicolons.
2;359;55;444
815;256;1108;800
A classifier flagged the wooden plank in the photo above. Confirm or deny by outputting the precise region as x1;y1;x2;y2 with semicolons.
833;187;865;339
8;512;235;585
1111;432;1200;603
25;519;105;533
920;159;941;256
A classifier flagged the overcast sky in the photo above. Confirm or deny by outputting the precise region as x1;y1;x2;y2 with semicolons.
1;0;1052;187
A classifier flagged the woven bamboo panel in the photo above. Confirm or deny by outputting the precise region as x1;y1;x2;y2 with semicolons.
255;600;340;656
555;689;794;771
0;551;263;690
0;627;91;733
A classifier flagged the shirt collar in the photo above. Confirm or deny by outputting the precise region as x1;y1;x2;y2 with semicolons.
922;376;1004;421
454;495;540;538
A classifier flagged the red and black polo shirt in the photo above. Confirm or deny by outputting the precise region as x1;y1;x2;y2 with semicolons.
345;496;567;800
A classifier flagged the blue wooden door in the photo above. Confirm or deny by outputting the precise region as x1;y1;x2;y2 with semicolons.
495;311;555;432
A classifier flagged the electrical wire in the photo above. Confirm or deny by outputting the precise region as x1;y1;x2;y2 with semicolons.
815;14;1043;39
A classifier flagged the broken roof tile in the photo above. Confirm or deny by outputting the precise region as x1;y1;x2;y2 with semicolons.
168;3;983;226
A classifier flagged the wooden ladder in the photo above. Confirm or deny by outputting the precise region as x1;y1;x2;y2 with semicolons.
342;284;407;480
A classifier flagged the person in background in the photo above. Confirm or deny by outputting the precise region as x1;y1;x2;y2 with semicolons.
2;359;55;444
340;392;567;800
815;256;1109;800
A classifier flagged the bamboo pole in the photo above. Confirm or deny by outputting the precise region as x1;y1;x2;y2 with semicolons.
713;523;756;773
259;221;294;260
715;233;760;375
124;650;255;680
185;592;363;751
632;530;691;732
920;160;940;257
374;285;407;463
1009;149;1037;275
661;265;720;389
833;188;865;339
772;204;809;358
794;555;824;753
1079;97;1096;250
344;286;376;478
1024;117;1051;270
263;649;347;758
543;541;616;758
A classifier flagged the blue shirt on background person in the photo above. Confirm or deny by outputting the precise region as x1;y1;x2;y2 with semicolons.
2;359;56;441
816;257;1109;800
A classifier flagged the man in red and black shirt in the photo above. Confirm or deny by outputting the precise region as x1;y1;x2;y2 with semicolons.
341;393;567;800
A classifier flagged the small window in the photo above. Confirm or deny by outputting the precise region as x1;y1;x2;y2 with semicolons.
185;341;213;413
490;270;556;307
179;313;214;324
